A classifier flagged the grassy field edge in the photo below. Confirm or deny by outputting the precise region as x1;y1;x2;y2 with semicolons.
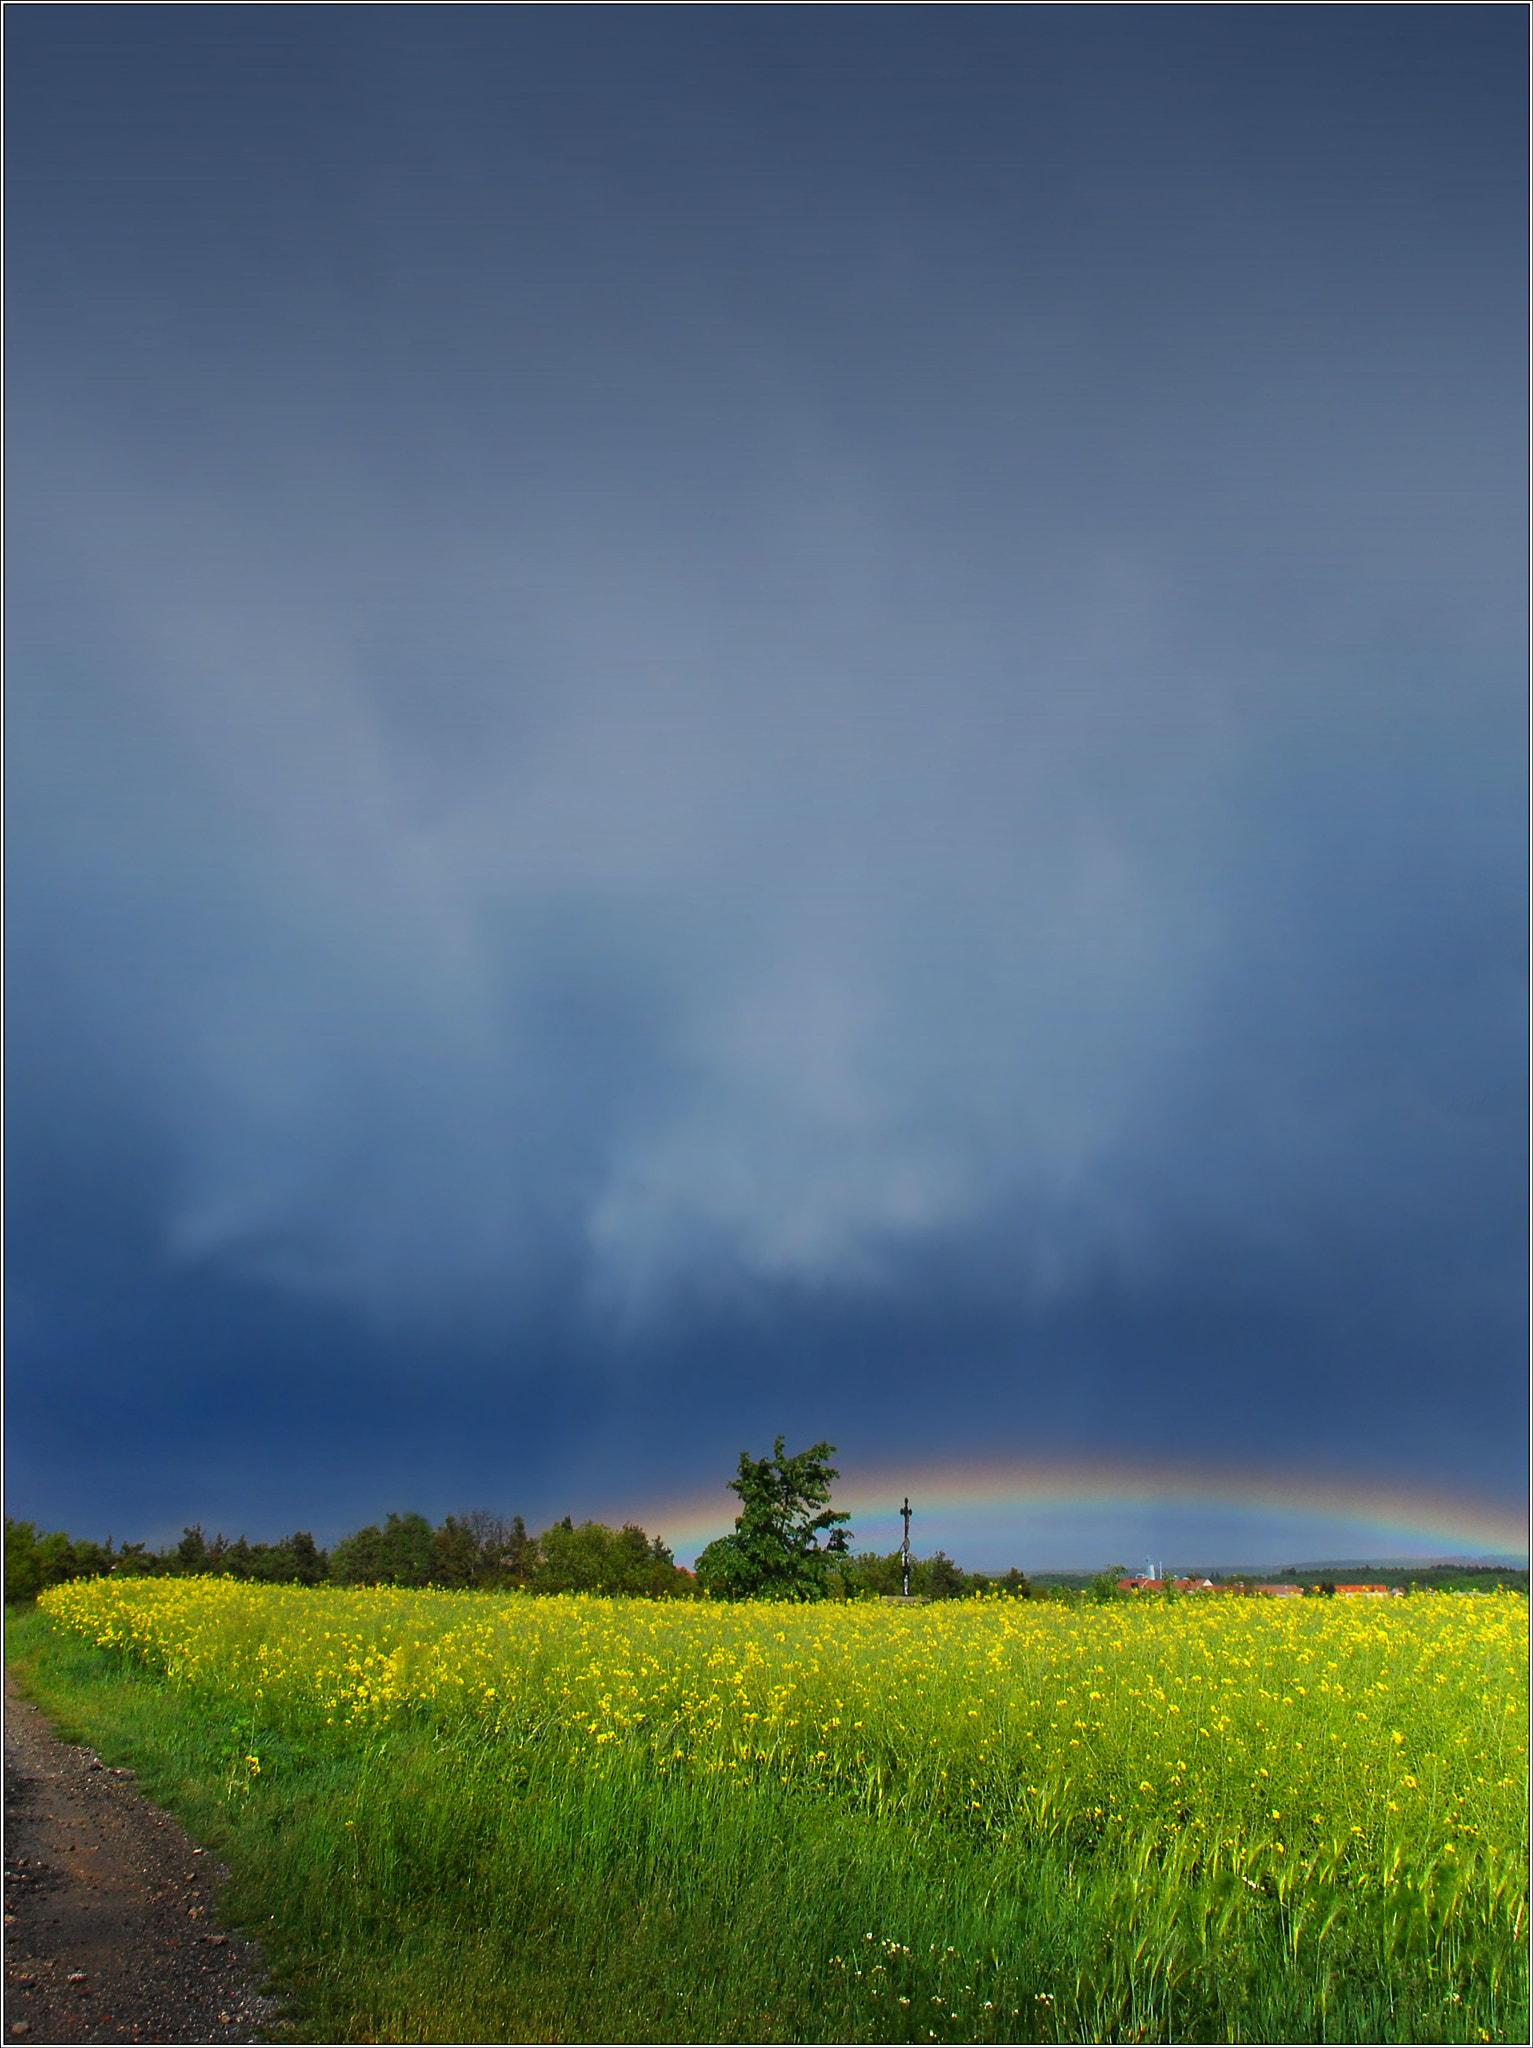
7;1599;1526;2045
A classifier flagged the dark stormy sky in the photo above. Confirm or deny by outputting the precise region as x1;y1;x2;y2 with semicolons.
6;6;1526;1564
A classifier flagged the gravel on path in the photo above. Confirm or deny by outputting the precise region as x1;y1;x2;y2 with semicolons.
3;1667;283;2045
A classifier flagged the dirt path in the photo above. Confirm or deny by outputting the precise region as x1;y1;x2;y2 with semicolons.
3;1670;281;2044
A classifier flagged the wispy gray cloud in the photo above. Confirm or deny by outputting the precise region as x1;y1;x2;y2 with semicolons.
5;6;1524;1534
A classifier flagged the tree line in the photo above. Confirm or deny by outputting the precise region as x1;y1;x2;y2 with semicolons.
2;1510;1034;1603
2;1511;691;1600
4;1438;1043;1604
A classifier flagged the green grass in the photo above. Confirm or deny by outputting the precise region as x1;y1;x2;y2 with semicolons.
7;1600;1526;2044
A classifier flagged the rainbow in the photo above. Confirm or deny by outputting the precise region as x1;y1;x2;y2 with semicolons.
626;1454;1528;1571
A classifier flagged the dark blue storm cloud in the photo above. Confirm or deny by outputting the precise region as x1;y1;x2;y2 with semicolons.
5;7;1525;1550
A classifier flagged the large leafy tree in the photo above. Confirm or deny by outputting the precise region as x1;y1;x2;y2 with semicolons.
695;1437;853;1601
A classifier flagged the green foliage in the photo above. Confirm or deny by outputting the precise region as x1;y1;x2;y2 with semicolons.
839;1548;1028;1601
534;1520;692;1597
330;1511;434;1586
4;1517;156;1601
427;1514;485;1587
694;1437;853;1601
4;1520;42;1602
7;1507;690;1600
838;1550;908;1599
172;1524;330;1584
268;1530;328;1586
6;1506;1031;1609
969;1565;1036;1599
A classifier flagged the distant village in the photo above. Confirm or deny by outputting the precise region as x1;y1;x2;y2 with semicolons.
1117;1575;1401;1597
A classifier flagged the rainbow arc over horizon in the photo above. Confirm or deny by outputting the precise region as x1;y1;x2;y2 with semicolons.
633;1455;1528;1572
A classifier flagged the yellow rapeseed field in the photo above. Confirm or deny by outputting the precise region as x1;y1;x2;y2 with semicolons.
41;1578;1526;1878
